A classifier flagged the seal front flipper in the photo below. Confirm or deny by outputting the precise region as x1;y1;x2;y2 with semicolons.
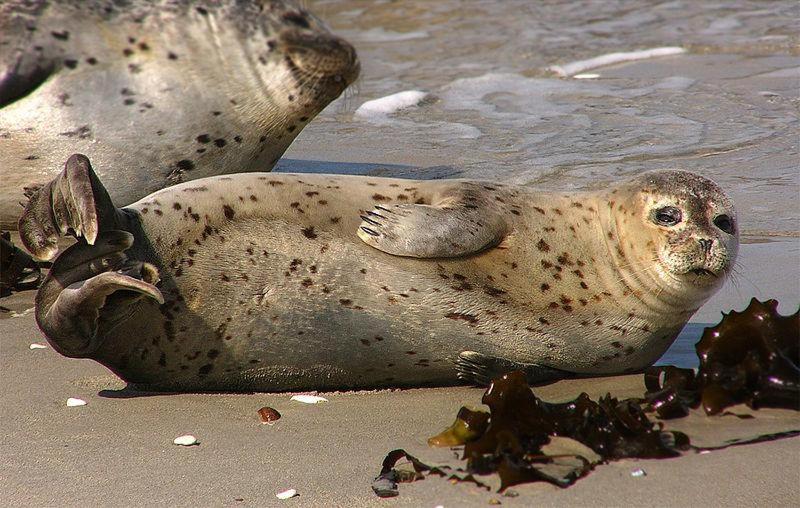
356;184;508;258
35;230;163;358
19;154;128;261
456;351;572;387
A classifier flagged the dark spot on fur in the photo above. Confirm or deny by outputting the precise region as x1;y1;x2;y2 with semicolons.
173;202;181;210
445;312;479;324
339;299;352;306
540;283;550;292
539;317;550;325
301;278;313;287
214;138;226;147
223;205;235;220
372;194;390;202
536;239;550;252
158;353;167;367
176;160;194;171
51;30;69;40
301;226;317;239
198;364;213;376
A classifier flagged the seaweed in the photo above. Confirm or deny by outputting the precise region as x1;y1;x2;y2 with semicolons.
645;298;799;415
373;298;799;497
374;371;687;495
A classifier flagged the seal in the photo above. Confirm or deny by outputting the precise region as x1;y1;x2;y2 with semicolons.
0;0;359;230
20;154;739;392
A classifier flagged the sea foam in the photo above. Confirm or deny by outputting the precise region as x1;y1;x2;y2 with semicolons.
549;47;687;77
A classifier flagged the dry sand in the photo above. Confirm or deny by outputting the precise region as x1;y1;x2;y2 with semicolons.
1;234;798;507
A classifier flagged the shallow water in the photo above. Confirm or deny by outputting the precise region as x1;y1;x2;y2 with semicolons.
283;1;800;363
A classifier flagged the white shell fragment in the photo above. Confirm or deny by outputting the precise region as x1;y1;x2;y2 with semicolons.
290;395;328;404
29;343;48;349
631;468;647;477
173;435;198;446
66;397;87;407
573;73;600;79
275;489;298;500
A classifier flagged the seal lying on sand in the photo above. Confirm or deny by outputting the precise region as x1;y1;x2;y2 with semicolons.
20;155;738;391
0;0;359;230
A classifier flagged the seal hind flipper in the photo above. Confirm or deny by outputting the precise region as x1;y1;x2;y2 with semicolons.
19;154;127;261
35;230;162;358
456;350;572;387
356;184;508;258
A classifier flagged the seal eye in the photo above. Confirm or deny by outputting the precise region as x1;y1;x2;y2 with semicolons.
714;214;735;234
653;206;682;226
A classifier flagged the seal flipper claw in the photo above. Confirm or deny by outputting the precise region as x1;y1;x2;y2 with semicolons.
456;351;572;387
35;230;162;358
356;186;508;258
19;154;123;261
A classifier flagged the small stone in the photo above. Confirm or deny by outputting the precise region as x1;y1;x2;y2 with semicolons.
488;499;501;505
173;434;198;446
290;394;328;404
631;468;647;477
275;489;298;500
258;406;281;424
29;343;47;349
66;397;87;407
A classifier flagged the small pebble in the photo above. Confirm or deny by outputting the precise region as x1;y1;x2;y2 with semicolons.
699;450;711;455
66;397;87;407
290;395;328;404
488;499;501;505
631;468;647;477
173;434;198;446
29;343;47;349
258;406;282;424
276;489;298;500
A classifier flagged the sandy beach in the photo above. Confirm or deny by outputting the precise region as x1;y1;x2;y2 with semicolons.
2;0;799;505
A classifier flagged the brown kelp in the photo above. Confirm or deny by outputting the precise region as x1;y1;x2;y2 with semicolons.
645;298;799;416
373;298;799;497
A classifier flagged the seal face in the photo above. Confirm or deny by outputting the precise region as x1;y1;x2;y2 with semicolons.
0;0;359;229
20;155;738;392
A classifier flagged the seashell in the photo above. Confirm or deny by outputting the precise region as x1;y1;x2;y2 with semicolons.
258;407;281;424
275;489;297;500
29;343;47;349
173;435;198;446
290;395;328;404
66;397;87;407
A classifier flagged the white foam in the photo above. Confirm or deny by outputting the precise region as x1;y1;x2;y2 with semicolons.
354;27;429;42
355;91;429;118
549;47;687;77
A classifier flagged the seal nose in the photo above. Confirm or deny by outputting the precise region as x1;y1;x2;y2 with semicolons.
279;31;360;86
698;238;712;253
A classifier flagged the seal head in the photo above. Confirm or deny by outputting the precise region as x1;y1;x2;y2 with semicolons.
604;170;738;309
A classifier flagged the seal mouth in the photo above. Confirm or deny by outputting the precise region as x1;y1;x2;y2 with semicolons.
689;268;717;277
279;31;360;89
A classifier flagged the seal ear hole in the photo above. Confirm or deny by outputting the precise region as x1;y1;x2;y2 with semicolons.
713;214;735;235
652;206;682;227
282;11;311;29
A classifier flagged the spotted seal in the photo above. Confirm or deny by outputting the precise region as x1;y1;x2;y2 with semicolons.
0;0;359;230
20;154;738;391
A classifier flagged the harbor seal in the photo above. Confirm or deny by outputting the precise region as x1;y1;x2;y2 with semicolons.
0;0;359;230
20;154;738;391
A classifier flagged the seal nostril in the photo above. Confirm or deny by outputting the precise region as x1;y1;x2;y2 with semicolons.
698;239;712;252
